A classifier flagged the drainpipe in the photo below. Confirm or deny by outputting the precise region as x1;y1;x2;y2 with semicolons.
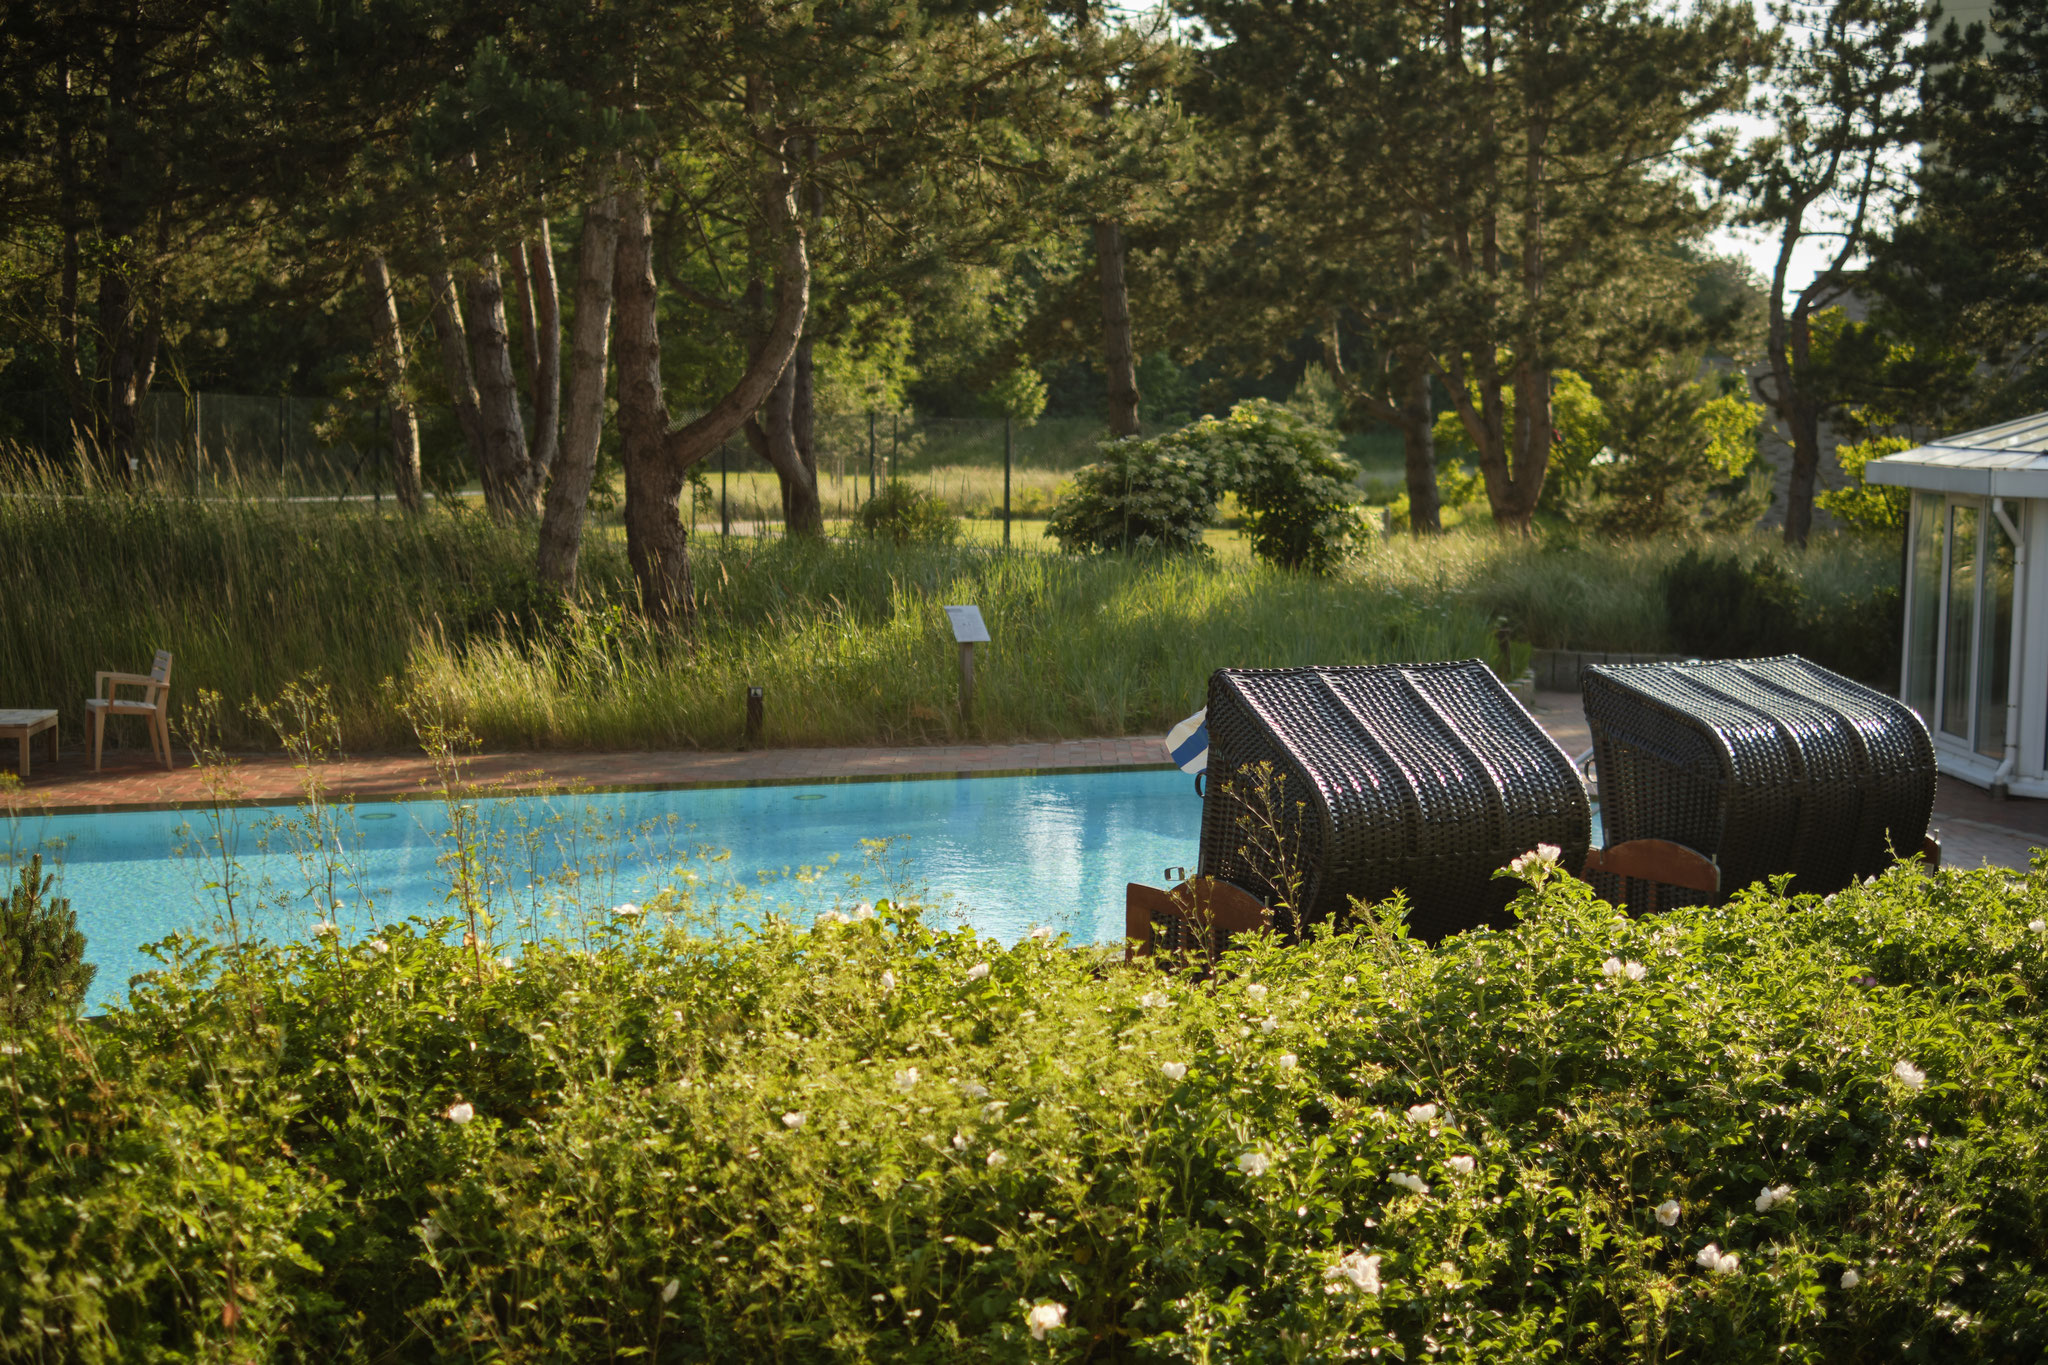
1991;496;2026;799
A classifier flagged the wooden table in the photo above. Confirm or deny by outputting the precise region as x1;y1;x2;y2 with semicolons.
0;710;58;779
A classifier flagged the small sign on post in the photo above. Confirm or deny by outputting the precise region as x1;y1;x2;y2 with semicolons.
944;605;990;721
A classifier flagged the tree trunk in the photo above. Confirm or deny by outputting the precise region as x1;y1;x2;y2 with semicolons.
363;252;423;511
1321;328;1441;535
1095;218;1141;437
510;237;541;399
761;356;824;536
100;266;142;479
55;58;88;455
525;219;563;497
612;186;692;625
538;191;620;590
1398;360;1441;534
1780;389;1821;547
463;254;535;518
611;167;808;624
428;261;488;480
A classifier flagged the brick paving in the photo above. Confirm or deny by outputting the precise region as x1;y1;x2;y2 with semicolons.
0;733;1174;813
7;687;2042;873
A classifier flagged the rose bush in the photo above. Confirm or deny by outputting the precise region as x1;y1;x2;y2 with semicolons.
3;847;2047;1361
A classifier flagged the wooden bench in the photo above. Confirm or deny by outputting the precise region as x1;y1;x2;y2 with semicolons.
0;710;58;779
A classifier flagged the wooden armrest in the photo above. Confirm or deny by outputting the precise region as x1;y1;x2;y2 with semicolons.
97;671;158;687
1126;878;1274;963
1126;882;1171;961
1582;839;1720;895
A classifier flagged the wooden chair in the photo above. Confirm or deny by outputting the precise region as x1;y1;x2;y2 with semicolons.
87;649;173;771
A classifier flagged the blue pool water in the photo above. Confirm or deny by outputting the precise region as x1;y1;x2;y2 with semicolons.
3;770;1206;1007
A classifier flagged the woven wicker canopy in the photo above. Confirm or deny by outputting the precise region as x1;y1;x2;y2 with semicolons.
1583;655;1936;904
1197;661;1590;943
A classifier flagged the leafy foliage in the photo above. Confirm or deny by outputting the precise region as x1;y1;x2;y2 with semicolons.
852;481;962;546
1817;435;1914;533
1049;404;1363;572
1661;548;1901;683
5;850;2048;1359
1578;369;1770;538
1225;402;1368;574
1047;434;1228;556
0;855;94;1028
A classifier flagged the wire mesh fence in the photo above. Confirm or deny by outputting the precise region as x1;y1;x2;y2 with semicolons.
0;390;1404;527
0;391;1113;515
0;389;376;493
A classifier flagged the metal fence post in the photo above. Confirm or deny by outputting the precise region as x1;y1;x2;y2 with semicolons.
891;413;898;484
192;393;203;485
867;409;876;501
720;438;730;538
1003;415;1013;547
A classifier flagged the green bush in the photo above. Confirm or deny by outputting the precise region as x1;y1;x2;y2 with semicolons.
1662;548;1901;684
1045;434;1223;556
1227;401;1366;574
1048;404;1363;572
1662;549;1804;660
0;854;94;1027
853;481;961;546
6;851;2048;1360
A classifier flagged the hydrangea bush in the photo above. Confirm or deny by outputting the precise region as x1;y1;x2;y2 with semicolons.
4;857;2048;1361
1048;403;1364;572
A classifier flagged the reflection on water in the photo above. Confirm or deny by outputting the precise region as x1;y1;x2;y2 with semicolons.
1;770;1202;1007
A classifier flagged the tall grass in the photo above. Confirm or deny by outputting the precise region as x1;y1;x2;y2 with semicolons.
407;538;1492;749
0;483;1492;751
1361;529;1899;652
0;471;1901;753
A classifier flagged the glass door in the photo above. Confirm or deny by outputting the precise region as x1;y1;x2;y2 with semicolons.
1976;509;2017;758
1912;494;2022;755
1940;502;1978;741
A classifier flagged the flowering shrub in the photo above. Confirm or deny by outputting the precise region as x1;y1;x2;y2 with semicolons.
4;856;2048;1359
1048;403;1364;572
1045;433;1226;556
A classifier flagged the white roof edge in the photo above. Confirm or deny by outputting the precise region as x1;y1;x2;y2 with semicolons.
1867;458;2048;498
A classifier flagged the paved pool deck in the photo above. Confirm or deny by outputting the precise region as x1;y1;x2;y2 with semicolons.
4;690;2040;872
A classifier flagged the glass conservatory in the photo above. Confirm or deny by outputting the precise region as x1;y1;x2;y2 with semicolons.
1868;412;2048;797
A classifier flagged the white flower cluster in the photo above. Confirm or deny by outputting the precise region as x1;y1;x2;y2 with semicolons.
1025;1301;1066;1340
965;962;991;982
893;1067;920;1094
1601;956;1647;982
1405;1103;1437;1125
1893;1059;1927;1091
1237;1150;1272;1177
1446;1155;1476;1176
1161;1061;1188;1082
1139;991;1171;1009
1387;1171;1429;1196
1755;1183;1794;1214
1324;1250;1382;1296
1506;844;1564;887
1696;1243;1741;1276
1655;1199;1682;1226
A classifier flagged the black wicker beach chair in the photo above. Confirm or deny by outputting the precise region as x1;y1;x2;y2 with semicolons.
1582;655;1937;906
1193;661;1592;943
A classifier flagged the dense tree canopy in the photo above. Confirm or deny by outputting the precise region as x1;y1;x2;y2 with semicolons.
0;0;2038;582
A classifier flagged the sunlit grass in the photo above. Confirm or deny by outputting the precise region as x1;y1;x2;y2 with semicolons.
0;462;1897;753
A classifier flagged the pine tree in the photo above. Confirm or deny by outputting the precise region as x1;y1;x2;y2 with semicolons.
0;856;95;1026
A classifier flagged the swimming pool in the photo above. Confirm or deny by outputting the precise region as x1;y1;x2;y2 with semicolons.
3;769;1206;1007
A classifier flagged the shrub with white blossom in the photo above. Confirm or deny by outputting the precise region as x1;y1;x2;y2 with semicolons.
3;851;2048;1360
